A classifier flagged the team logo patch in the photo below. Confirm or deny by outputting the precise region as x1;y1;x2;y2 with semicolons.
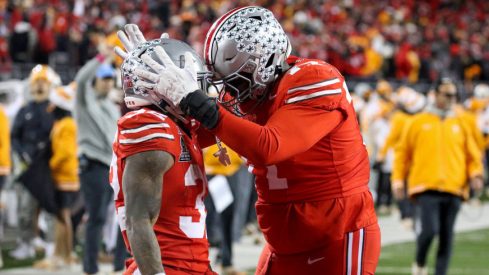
179;135;192;162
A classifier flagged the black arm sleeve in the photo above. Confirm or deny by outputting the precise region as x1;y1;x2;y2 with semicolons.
180;90;220;129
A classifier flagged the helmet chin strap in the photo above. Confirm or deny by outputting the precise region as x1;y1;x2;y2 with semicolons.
157;99;189;124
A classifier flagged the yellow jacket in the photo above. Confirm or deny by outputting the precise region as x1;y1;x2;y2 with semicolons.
392;111;483;200
407;51;421;83
203;143;244;176
360;48;383;76
454;105;485;152
50;117;80;191
0;107;11;175
378;110;412;160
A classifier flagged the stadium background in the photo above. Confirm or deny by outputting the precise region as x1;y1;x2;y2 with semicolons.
0;0;489;274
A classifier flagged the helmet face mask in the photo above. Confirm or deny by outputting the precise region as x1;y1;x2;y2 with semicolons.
210;61;268;116
204;6;291;116
121;38;212;121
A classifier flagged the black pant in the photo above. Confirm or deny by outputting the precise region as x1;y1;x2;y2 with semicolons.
0;175;5;191
415;191;462;275
80;158;127;274
205;188;234;267
376;172;392;207
204;168;251;268
399;180;414;220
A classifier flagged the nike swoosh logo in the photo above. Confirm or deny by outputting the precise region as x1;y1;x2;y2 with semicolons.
307;257;325;265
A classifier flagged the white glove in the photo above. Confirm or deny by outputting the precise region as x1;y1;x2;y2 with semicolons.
133;46;200;106
114;24;169;60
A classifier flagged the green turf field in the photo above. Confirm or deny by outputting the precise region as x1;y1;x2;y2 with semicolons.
2;229;489;274
246;228;489;275
0;248;44;270
377;228;489;275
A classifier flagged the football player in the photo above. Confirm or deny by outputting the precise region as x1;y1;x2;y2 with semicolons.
110;37;216;275
118;7;381;274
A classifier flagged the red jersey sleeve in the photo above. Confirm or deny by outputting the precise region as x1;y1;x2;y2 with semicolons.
277;59;352;115
115;108;180;160
210;105;343;166
207;59;352;166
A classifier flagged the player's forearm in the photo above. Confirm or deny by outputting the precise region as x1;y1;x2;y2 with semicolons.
210;111;281;165
209;107;343;165
126;219;165;275
195;125;217;149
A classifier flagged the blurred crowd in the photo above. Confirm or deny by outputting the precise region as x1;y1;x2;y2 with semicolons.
0;54;259;274
353;80;489;211
1;0;489;83
0;0;489;274
1;59;489;273
355;78;488;275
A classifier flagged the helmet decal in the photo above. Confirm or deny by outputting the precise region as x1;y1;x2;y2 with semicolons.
121;38;212;117
203;6;291;116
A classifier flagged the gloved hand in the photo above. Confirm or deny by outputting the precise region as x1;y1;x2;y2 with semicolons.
133;46;200;106
114;24;169;60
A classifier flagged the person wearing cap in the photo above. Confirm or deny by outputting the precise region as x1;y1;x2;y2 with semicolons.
74;43;126;275
203;143;251;275
392;78;484;275
33;83;79;270
376;86;426;226
0;103;10;189
0;98;10;268
10;64;56;260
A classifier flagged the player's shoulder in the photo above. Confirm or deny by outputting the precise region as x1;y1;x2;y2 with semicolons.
116;108;178;144
118;108;177;130
391;110;409;122
57;116;76;131
275;57;347;106
281;57;343;88
409;111;434;127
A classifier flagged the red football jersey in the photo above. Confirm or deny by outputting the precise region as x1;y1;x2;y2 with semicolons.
200;56;376;254
255;56;370;203
110;107;210;273
207;56;370;203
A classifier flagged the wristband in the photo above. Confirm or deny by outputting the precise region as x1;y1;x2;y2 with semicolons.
180;89;220;129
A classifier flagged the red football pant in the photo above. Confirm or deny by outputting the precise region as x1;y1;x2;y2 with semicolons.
124;258;218;275
255;223;381;275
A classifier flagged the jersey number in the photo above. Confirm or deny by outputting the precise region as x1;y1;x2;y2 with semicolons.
179;164;207;238
267;165;288;190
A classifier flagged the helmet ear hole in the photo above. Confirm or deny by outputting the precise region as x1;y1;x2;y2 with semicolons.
265;53;275;68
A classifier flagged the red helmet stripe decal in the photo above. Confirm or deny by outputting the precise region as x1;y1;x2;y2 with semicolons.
204;6;246;66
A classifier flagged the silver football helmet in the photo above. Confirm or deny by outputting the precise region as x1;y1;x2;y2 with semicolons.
122;38;212;121
204;6;292;116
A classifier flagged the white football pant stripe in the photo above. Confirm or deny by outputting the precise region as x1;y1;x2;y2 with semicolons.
358;228;364;275
347;231;353;275
346;228;365;275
